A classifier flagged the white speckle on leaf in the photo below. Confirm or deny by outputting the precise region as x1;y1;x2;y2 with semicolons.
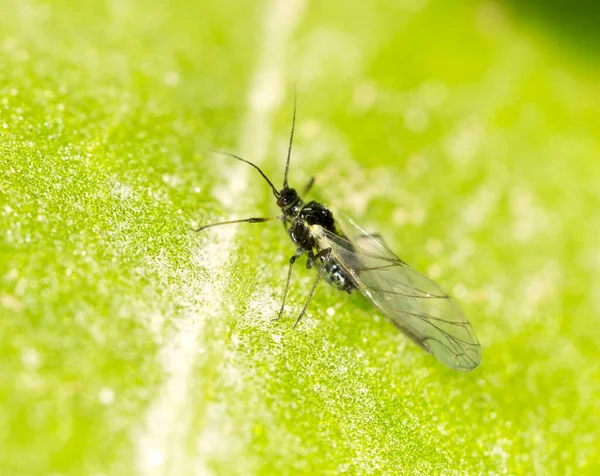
409;207;427;226
21;349;40;369
353;81;378;110
98;387;115;405
1;293;24;311
231;334;241;347
393;208;408;226
418;80;448;109
406;153;429;177
162;173;182;187
425;238;443;256
404;106;429;133
462;184;500;230
510;186;549;242
452;283;468;300
518;261;561;322
111;181;133;200
299;118;321;139
271;334;283;344
427;264;442;279
449;238;475;268
148;451;164;468
164;71;180;87
446;118;485;165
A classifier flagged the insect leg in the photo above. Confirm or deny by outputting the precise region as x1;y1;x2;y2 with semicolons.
193;216;280;232
294;248;332;327
305;247;329;269
301;177;315;197
273;249;303;321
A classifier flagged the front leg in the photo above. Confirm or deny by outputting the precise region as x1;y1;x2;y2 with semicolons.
306;247;331;269
273;248;303;321
294;248;332;327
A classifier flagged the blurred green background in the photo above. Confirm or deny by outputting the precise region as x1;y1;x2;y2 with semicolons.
1;0;599;474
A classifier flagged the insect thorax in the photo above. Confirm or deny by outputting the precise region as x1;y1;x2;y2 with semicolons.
288;201;334;250
288;201;355;294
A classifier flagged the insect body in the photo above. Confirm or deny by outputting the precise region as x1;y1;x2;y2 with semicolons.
285;197;354;293
196;98;481;371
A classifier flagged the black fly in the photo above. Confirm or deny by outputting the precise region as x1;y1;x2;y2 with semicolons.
196;97;481;371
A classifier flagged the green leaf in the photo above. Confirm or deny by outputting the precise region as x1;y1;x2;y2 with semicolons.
1;0;599;474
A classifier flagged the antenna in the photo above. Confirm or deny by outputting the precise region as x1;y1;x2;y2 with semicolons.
209;148;279;198
283;88;297;188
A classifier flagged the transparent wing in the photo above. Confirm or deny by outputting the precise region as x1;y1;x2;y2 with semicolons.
313;214;481;371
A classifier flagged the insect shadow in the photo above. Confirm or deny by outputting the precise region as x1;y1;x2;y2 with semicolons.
195;96;482;371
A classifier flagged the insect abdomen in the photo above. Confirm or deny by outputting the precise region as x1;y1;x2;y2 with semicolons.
324;260;354;293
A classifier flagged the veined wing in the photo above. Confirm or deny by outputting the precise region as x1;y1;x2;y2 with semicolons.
312;214;481;371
